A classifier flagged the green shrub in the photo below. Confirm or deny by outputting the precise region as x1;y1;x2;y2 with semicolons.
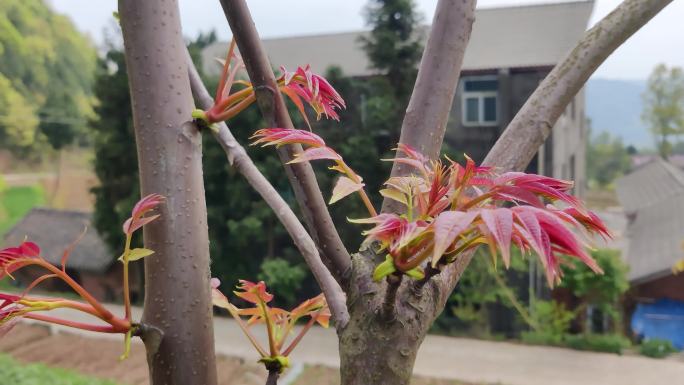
531;300;575;336
639;339;677;358
564;334;631;354
521;331;564;346
258;257;307;305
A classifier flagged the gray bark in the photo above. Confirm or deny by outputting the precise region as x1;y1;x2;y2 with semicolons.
118;1;218;384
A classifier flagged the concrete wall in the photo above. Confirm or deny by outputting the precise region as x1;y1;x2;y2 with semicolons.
444;67;586;197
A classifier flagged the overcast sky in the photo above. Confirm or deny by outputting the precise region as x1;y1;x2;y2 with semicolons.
50;0;683;80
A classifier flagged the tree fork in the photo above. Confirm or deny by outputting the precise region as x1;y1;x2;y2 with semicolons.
118;1;218;384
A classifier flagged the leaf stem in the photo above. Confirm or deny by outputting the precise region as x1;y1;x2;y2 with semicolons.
122;234;133;321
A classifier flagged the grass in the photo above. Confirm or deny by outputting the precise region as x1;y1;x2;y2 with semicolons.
0;354;121;385
0;185;45;237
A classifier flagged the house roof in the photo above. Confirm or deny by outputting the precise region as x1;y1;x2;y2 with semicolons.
201;1;595;77
3;208;113;273
616;158;684;214
615;159;684;283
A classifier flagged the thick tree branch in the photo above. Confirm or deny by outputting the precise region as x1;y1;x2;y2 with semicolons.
382;0;476;212
218;0;352;285
443;0;674;292
118;1;217;384
186;53;349;329
483;0;673;171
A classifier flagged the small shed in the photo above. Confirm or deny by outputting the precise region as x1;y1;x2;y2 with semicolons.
616;159;684;347
3;208;141;302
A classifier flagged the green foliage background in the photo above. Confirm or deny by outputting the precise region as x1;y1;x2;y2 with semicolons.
0;0;96;154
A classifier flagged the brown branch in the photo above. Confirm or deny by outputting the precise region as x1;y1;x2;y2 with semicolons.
483;0;674;171
443;0;674;293
218;0;352;285
382;0;477;213
186;52;349;329
265;370;279;385
118;1;218;384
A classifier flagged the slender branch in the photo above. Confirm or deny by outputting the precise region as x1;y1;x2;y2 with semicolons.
186;52;350;329
483;0;674;171
218;0;352;285
442;0;674;293
382;0;477;213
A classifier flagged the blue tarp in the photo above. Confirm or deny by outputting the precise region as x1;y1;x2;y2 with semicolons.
631;298;684;350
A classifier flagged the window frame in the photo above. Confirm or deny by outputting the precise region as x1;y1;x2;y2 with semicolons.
461;75;499;127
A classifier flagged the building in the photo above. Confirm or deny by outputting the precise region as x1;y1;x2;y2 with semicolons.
616;159;684;299
201;1;593;197
616;159;684;348
3;208;141;302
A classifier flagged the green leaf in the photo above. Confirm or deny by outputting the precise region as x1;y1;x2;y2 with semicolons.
372;255;396;282
119;248;154;262
405;266;425;280
379;188;407;205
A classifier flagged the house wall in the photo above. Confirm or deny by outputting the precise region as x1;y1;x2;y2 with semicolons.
444;67;587;198
632;274;684;302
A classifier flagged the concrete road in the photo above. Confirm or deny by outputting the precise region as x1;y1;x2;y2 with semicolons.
26;304;684;385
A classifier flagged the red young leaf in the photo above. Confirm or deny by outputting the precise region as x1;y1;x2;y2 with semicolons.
431;211;478;266
289;147;342;164
480;208;514;267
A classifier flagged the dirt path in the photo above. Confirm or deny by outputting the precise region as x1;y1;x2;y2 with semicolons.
7;303;684;385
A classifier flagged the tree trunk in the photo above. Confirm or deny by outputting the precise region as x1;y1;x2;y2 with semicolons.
338;254;446;385
118;1;218;384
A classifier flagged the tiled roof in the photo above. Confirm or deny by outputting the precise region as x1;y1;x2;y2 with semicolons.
616;159;684;282
201;1;595;77
3;208;112;273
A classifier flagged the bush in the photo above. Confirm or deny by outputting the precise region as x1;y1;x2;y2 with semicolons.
521;331;563;346
564;334;631;354
640;339;677;358
531;300;575;336
257;258;307;305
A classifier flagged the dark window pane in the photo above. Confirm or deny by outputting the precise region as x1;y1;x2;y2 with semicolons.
464;79;498;92
483;96;497;122
465;97;479;123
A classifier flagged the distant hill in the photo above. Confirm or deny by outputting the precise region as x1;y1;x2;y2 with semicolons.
585;78;649;148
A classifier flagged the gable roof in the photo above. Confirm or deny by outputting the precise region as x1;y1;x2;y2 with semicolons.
616;158;684;214
616;159;684;283
201;1;595;77
3;208;112;273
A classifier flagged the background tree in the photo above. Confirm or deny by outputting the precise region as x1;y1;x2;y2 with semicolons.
360;0;424;137
642;64;684;159
0;0;96;155
586;130;632;188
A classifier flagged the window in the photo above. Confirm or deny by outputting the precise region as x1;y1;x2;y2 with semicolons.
462;77;498;126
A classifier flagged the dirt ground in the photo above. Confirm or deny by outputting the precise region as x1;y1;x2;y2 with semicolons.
0;324;468;385
0;324;268;385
